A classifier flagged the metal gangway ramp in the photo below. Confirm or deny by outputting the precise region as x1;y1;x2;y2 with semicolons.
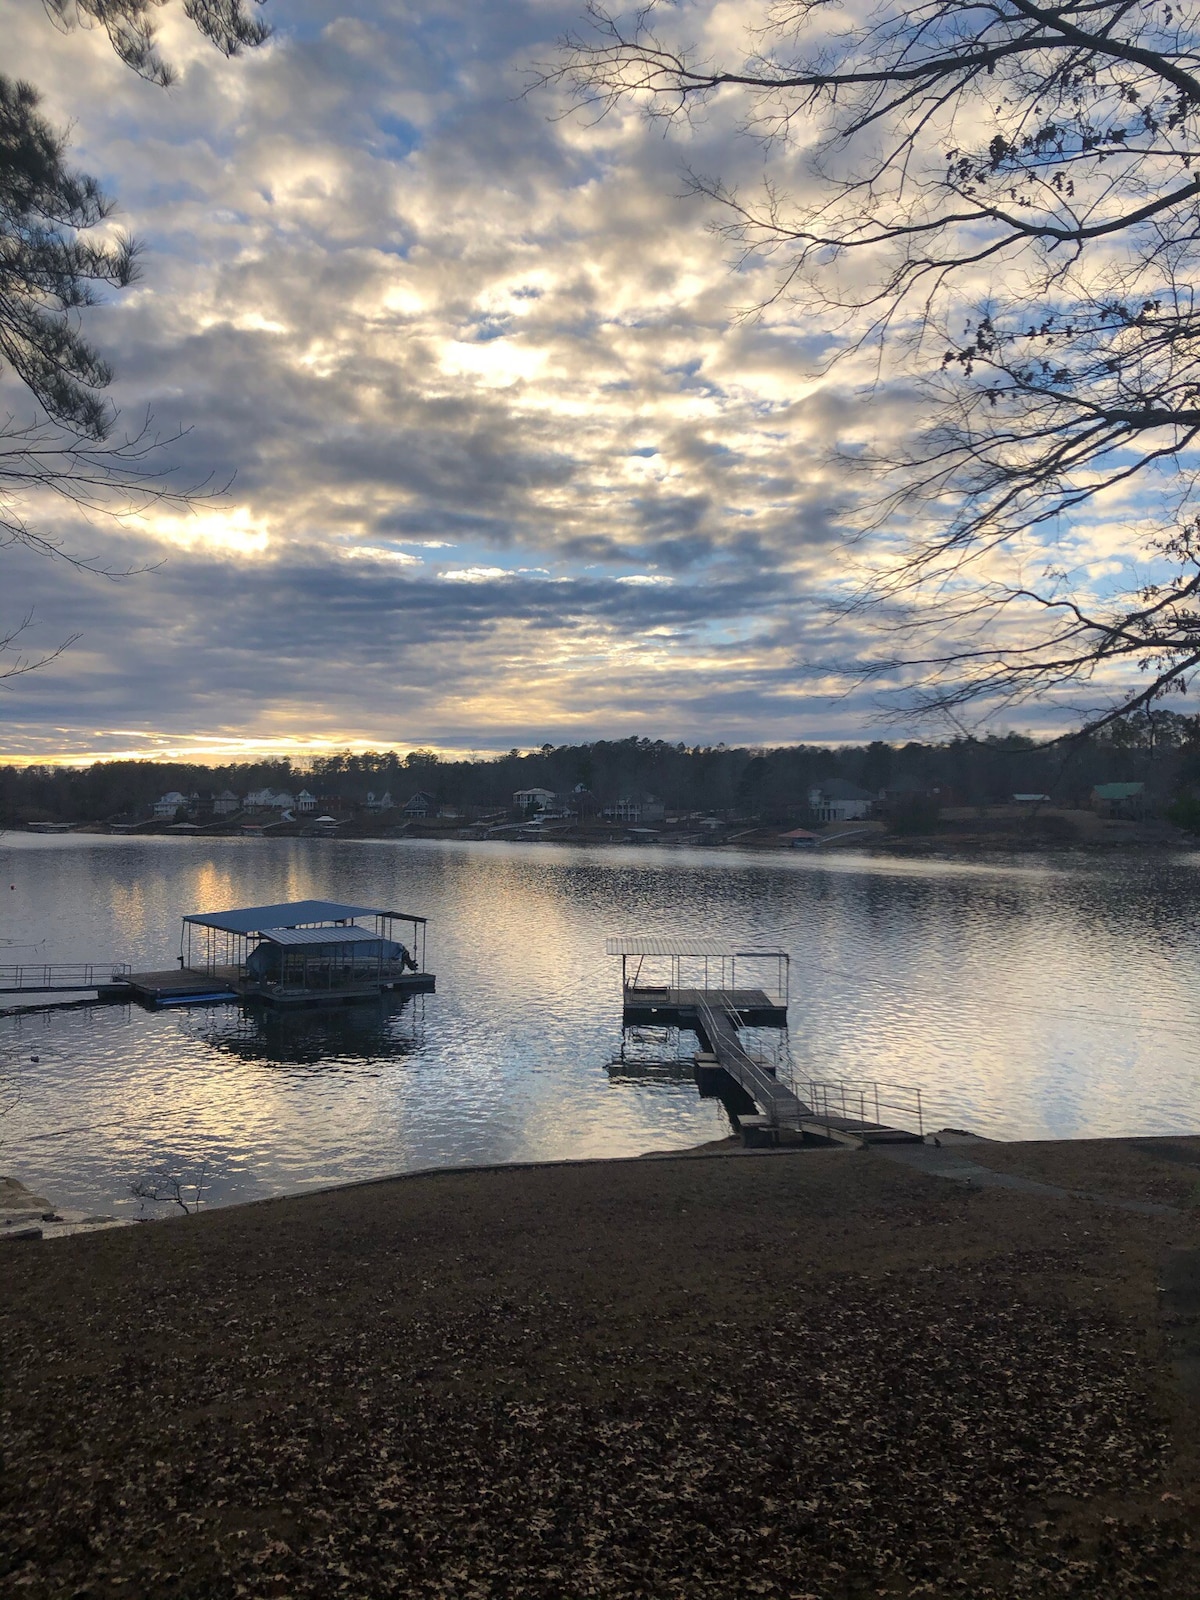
693;990;808;1129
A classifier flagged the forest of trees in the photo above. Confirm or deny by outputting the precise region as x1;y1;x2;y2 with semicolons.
2;715;1198;826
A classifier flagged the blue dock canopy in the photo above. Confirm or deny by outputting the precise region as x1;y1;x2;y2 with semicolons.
183;899;425;935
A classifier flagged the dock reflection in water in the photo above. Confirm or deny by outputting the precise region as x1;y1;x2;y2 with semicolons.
607;1026;699;1083
178;993;427;1070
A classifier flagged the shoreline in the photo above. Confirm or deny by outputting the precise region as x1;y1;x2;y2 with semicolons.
7;817;1197;858
8;1125;1200;1241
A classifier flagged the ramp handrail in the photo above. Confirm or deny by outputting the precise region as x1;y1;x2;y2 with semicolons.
799;1078;924;1138
695;990;807;1129
0;962;131;992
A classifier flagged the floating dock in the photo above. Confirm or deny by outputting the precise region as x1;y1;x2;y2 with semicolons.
119;899;436;1010
607;936;922;1147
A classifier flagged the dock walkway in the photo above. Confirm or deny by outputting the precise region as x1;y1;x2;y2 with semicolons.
695;995;809;1130
0;963;131;996
621;981;920;1146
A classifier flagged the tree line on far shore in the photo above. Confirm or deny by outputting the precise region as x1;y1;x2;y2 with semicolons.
3;714;1200;828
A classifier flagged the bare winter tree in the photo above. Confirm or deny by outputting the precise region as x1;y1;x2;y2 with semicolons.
544;2;1200;730
0;2;269;677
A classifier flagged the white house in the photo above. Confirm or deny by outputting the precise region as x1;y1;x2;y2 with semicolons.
212;790;240;816
603;794;666;825
365;790;394;812
808;779;875;824
244;788;296;812
153;791;187;819
513;787;556;811
296;789;318;813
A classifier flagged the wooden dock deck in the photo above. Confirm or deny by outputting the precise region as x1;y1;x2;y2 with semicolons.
117;967;436;1009
622;985;788;1030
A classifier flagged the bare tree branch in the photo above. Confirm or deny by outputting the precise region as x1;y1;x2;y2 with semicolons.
544;2;1200;726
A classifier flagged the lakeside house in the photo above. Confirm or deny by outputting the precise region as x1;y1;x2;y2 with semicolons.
880;775;943;806
402;792;435;818
1091;781;1147;819
568;785;599;819
513;786;556;812
608;795;666;825
244;788;296;813
213;790;240;816
153;791;187;820
808;778;875;823
296;790;318;813
365;790;394;813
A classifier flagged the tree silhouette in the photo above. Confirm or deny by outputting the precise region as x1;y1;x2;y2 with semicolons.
546;3;1200;731
0;1;269;673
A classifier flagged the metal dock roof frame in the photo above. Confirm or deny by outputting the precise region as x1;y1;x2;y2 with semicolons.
181;899;427;978
183;899;425;934
605;936;789;1006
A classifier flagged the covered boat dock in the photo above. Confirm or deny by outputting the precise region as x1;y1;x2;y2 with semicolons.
122;899;434;1008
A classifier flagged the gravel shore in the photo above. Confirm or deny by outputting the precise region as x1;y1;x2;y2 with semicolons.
3;1141;1199;1598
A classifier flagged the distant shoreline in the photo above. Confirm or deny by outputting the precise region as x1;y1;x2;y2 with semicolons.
10;811;1194;858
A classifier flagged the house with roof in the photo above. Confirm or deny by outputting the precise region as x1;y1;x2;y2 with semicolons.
365;790;394;813
153;791;187;820
609;794;666;825
808;778;875;823
402;791;436;818
513;787;556;812
244;788;296;813
1091;781;1146;819
880;774;943;806
296;790;318;813
212;790;241;816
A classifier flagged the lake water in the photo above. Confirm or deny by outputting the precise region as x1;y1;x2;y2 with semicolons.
2;835;1199;1216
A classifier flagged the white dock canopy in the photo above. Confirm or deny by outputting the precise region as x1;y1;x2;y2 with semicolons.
606;937;786;959
258;924;382;948
607;937;789;1005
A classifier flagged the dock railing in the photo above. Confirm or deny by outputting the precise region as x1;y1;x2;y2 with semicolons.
798;1078;925;1139
695;991;806;1129
0;962;132;993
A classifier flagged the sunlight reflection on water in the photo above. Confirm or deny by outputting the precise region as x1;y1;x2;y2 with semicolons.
2;835;1199;1214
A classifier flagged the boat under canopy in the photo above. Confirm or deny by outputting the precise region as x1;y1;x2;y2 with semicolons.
179;898;429;998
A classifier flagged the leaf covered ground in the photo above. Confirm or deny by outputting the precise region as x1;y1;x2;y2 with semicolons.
2;1146;1198;1598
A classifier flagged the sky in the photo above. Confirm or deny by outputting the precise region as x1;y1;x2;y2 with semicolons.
0;0;1172;764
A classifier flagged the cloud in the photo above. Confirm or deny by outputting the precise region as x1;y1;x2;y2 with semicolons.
0;0;1119;758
